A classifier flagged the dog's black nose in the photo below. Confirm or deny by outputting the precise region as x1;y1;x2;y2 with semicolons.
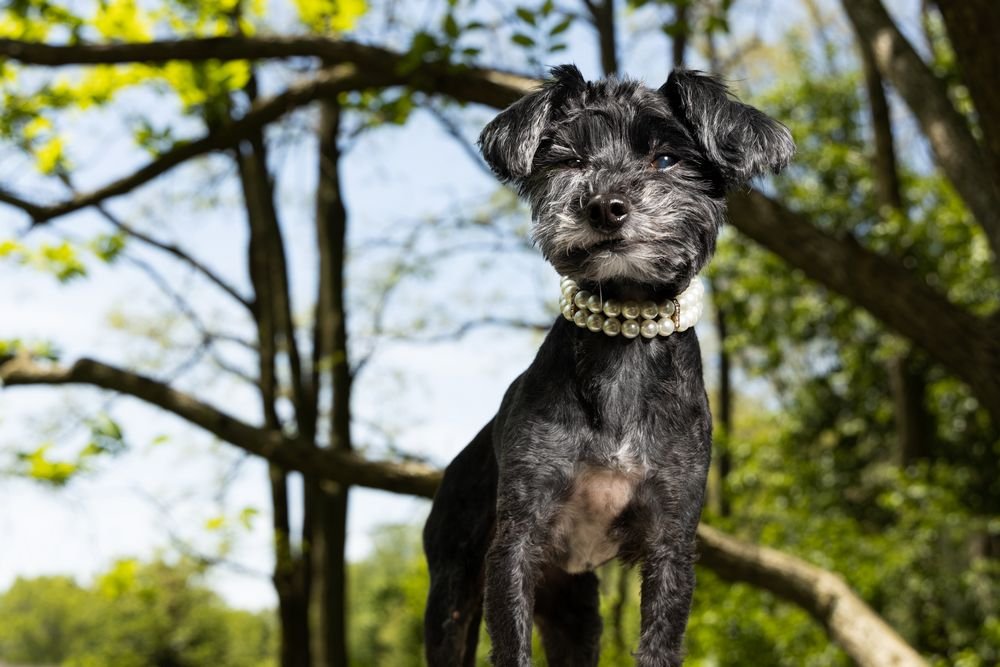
586;194;630;232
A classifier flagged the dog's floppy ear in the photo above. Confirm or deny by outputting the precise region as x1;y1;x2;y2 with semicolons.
479;64;586;183
660;69;794;185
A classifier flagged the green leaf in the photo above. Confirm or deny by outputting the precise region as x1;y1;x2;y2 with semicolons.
16;446;79;487
511;33;535;47
515;7;536;25
204;516;226;532
34;136;65;174
238;507;260;530
292;0;368;33
90;232;127;263
443;14;459;39
549;17;572;36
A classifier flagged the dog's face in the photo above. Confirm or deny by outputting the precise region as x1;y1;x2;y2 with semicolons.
479;65;794;289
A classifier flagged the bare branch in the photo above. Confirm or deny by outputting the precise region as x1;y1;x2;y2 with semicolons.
99;206;252;310
0;186;46;218
380;317;550;346
425;104;494;178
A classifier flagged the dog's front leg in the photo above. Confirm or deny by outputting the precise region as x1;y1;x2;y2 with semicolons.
634;471;706;667
483;472;565;667
635;537;697;667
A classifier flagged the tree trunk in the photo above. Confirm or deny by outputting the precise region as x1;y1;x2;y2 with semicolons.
712;298;733;517
587;0;618;76
239;136;313;667
841;0;1000;270
854;37;935;467
933;0;1000;195
887;352;932;465
308;97;352;667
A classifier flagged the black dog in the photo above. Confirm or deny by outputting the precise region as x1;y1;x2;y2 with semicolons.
423;65;793;667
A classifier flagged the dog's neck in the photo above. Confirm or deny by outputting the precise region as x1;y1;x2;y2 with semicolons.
559;276;704;339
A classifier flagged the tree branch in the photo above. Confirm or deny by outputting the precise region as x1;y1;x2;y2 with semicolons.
697;524;928;667
98;205;252;310
726;190;1000;423
840;0;1000;267
0;66;379;226
0;39;535;227
0;36;536;108
0;354;929;664
0;355;442;498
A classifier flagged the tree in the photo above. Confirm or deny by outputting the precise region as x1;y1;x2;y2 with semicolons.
1;0;996;665
0;558;276;667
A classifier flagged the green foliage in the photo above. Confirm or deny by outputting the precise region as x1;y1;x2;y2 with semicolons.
292;0;367;33
507;0;571;61
704;40;999;665
10;412;128;486
0;558;276;667
0;337;59;362
347;525;428;667
0;230;127;282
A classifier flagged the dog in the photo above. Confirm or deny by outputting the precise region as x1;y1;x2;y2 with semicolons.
423;65;794;667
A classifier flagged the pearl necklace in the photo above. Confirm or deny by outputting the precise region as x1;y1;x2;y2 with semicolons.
558;276;704;338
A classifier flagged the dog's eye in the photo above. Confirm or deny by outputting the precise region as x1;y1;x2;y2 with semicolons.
652;154;679;171
562;158;584;169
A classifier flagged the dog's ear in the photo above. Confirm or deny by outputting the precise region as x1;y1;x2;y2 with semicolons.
479;64;586;183
660;69;794;185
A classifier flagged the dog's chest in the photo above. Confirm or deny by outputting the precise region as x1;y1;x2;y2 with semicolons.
551;466;639;573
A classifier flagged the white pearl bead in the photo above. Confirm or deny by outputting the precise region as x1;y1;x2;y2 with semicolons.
558;274;704;339
640;301;658;319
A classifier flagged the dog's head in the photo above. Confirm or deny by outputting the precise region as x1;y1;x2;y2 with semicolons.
479;65;794;289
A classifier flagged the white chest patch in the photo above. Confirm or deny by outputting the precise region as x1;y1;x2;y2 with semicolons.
552;466;638;573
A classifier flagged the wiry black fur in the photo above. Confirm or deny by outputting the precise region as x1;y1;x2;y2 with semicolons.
424;65;793;667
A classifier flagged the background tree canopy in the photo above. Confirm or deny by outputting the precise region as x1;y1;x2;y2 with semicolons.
0;0;997;666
